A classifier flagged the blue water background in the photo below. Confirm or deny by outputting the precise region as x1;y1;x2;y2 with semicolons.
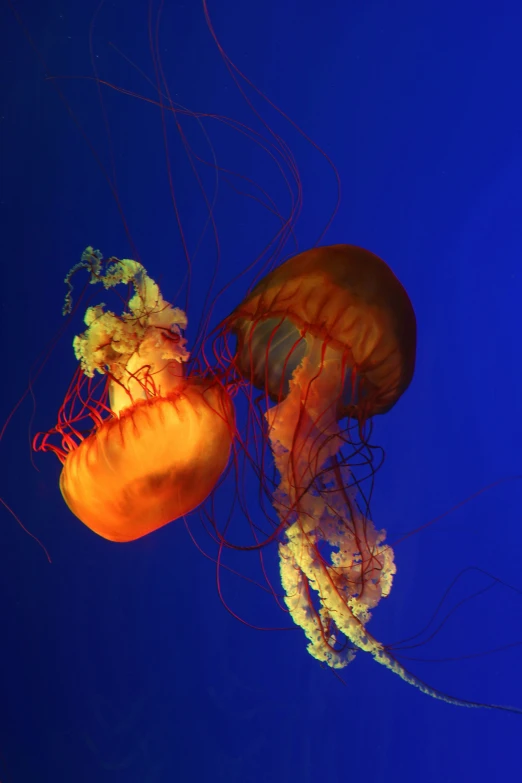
1;1;522;781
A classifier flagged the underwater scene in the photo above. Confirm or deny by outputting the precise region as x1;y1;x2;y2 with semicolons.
1;1;522;781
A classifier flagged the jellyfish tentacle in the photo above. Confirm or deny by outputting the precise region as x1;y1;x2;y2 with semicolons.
266;333;520;712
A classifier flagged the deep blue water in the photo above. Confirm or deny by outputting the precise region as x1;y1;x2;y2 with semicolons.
2;1;522;781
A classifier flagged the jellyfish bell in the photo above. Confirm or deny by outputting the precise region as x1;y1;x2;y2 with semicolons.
228;244;417;421
35;247;235;543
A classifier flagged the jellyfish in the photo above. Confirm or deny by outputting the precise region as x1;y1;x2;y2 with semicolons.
35;247;234;543
219;243;515;711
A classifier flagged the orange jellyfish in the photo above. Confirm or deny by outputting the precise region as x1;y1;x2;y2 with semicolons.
34;247;234;543
218;244;518;711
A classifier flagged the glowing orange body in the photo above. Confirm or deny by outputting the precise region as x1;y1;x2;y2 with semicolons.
60;381;234;542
